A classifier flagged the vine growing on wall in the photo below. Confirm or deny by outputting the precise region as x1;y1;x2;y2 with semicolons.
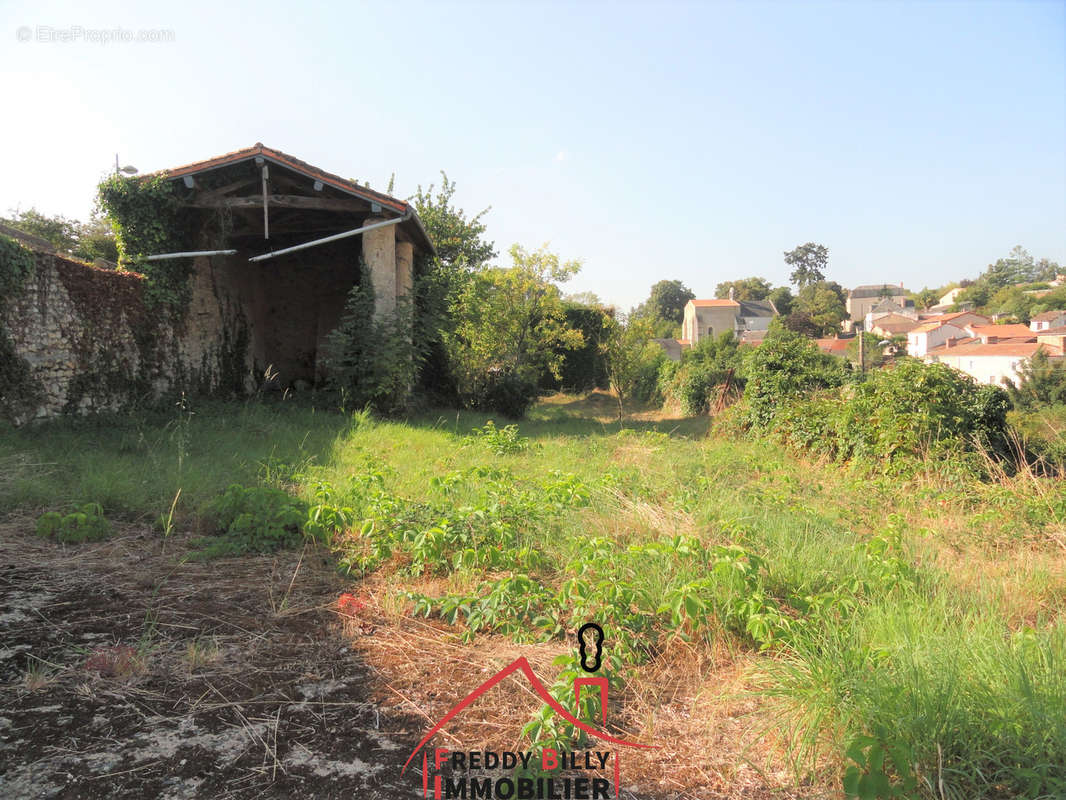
97;174;199;311
0;234;44;421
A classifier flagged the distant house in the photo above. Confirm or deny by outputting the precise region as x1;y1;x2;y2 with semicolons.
651;338;685;362
938;287;966;307
869;313;919;338
905;312;990;356
1030;310;1066;332
925;338;1063;387
846;284;910;331
681;296;777;346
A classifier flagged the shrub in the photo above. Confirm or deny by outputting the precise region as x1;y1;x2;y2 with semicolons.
197;484;308;557
323;262;421;415
662;333;747;416
468;420;531;455
466;367;539;419
36;503;111;543
743;328;850;428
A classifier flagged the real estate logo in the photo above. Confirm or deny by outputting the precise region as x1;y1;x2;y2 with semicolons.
401;623;654;799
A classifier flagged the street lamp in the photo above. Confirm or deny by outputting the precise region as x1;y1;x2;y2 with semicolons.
114;154;138;175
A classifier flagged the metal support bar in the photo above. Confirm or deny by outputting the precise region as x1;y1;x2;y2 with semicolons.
248;215;406;263
145;249;237;261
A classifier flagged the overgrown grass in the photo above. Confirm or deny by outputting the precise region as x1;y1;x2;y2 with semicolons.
1;394;1063;797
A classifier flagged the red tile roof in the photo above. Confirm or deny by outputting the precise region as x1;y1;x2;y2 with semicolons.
816;337;849;354
1032;310;1066;321
689;299;740;307
928;341;1063;357
160;143;408;214
967;324;1034;340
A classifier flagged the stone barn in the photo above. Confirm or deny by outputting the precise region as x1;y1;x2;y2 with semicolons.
0;144;435;422
163;143;435;388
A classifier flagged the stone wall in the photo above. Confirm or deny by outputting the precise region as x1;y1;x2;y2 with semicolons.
0;243;249;425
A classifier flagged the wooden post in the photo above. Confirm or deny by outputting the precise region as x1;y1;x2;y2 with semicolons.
859;330;865;374
261;164;269;240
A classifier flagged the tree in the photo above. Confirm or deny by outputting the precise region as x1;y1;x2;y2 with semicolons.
410;172;496;270
784;242;829;288
603;315;656;418
767;285;794;316
1009;348;1066;409
781;311;822;338
981;246;1037;289
444;244;583;417
2;206;120;265
562;291;604;307
1;207;80;252
794;280;847;335
715;277;772;301
634;279;694;324
911;287;941;310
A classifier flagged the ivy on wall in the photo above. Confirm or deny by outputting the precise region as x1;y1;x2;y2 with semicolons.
0;234;44;421
97;174;199;312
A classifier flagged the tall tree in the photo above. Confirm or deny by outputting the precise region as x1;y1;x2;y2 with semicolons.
715;276;772;301
634;279;694;324
784;242;829;288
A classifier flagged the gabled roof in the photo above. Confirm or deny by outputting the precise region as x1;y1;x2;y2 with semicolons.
689;299;739;308
850;284;908;299
928;341;1062;358
967;324;1034;340
1032;310;1066;322
156;143;435;253
737;299;776;317
911;319;967;334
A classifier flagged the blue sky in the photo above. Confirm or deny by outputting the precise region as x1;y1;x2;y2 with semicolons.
1;0;1063;309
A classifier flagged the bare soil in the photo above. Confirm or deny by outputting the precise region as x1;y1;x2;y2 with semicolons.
0;523;803;799
0;524;421;799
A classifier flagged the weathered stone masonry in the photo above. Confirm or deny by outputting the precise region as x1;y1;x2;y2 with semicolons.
1;245;249;424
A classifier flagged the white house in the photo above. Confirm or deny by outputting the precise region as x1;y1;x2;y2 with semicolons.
1030;310;1066;332
907;322;970;357
925;339;1064;387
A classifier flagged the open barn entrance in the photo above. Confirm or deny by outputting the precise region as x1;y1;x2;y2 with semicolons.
159;144;431;390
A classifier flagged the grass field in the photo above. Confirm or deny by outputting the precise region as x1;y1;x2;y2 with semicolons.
2;391;1064;798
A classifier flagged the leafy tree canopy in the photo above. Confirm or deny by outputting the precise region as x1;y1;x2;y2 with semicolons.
444;244;583;413
1;207;118;263
715;276;772;301
784;242;828;288
793;280;847;336
633;279;694;324
410;172;496;270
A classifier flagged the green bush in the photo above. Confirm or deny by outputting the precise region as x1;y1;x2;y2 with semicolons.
743;328;850;428
323;262;421;415
466;367;539;419
662;333;747;415
745;353;1013;469
35;503;111;543
197;484;309;557
1009;349;1066;409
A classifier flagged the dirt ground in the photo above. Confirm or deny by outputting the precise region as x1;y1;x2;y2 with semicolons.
0;523;801;800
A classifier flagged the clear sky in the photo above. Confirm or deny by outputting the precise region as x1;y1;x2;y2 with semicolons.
1;0;1063;309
